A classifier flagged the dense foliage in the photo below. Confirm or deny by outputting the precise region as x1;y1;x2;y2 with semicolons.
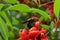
0;0;60;40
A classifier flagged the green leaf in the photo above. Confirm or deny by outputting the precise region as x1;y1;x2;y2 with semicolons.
12;16;19;25
50;22;55;29
4;0;18;4
0;17;8;40
1;4;11;11
13;27;20;31
22;13;28;17
54;0;60;19
8;31;15;40
0;11;13;31
30;8;51;20
6;4;30;12
41;24;50;30
39;16;44;22
0;4;4;10
0;36;3;40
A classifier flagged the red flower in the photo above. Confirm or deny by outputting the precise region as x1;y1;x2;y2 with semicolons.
40;35;48;40
48;8;54;15
29;27;38;32
44;2;54;15
28;27;39;40
18;29;29;40
39;28;48;40
18;27;48;40
39;28;47;34
29;30;39;38
20;29;28;37
34;21;40;28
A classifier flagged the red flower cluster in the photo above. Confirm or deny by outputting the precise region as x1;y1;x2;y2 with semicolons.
44;2;54;15
18;21;48;40
44;2;55;22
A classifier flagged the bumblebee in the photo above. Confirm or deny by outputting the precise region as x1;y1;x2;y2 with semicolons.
22;16;39;29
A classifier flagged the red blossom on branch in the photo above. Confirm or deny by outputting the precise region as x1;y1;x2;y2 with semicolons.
18;26;48;40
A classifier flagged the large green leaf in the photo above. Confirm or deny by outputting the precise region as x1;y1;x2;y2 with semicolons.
0;17;8;40
5;4;50;20
30;8;51;20
4;0;18;4
0;4;4;10
0;11;12;29
54;0;60;19
6;4;30;12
